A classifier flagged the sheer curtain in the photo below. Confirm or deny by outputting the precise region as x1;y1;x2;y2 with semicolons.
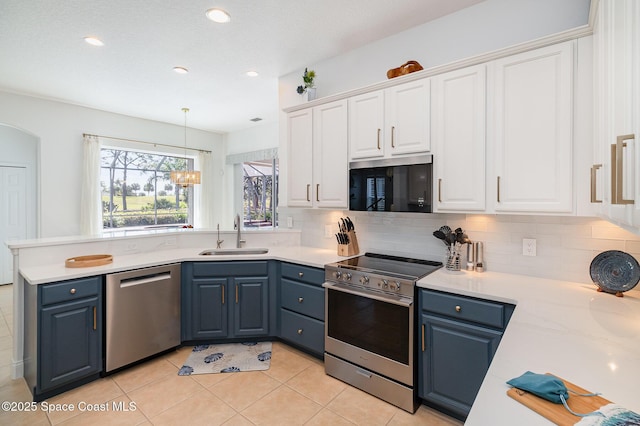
196;151;215;228
80;134;102;235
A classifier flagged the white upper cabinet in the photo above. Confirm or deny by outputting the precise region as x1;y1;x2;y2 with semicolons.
287;100;348;208
349;78;430;161
432;64;486;212
488;41;574;213
287;109;313;207
592;0;640;227
313;100;349;208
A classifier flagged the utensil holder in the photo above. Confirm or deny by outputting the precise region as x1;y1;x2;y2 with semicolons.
337;231;359;257
446;243;461;271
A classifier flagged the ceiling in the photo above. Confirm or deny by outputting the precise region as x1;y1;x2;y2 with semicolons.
0;0;484;133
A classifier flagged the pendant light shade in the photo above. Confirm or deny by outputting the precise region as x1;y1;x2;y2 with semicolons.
171;107;201;187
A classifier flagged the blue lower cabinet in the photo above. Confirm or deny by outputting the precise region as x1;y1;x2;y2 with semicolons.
24;276;103;399
418;289;514;419
182;262;271;341
277;262;325;357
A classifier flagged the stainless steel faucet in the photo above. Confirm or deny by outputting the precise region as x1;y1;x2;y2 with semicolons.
216;224;224;248
234;214;246;248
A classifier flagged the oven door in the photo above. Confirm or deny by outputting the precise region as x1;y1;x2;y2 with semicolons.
323;281;414;386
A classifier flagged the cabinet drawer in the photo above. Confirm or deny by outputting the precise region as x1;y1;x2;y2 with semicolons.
280;309;324;355
281;263;324;286
281;279;324;320
421;290;507;329
192;261;268;277
41;277;101;306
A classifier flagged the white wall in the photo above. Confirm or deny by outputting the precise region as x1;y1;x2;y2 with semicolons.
0;91;225;238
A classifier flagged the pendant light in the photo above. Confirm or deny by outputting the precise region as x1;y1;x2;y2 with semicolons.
170;107;201;187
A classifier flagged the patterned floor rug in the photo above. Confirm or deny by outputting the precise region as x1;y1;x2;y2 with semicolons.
178;342;272;376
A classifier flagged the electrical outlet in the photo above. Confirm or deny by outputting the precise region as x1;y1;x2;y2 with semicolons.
325;225;333;238
522;238;536;256
287;216;293;228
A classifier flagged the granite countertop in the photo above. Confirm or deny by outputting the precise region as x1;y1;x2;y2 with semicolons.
417;269;640;425
19;246;344;285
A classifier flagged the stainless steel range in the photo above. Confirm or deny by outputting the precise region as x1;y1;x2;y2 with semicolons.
323;252;442;413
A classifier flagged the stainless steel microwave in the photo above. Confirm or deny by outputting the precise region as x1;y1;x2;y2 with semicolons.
349;155;433;213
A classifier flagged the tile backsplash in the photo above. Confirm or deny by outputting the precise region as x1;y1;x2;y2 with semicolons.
279;208;640;285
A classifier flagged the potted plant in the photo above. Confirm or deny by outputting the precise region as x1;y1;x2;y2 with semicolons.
296;68;316;100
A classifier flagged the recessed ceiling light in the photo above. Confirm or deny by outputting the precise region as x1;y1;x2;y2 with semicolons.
246;71;259;77
83;36;104;46
173;66;189;74
206;8;231;23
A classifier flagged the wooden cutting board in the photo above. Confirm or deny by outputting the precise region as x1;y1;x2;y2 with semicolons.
507;373;611;425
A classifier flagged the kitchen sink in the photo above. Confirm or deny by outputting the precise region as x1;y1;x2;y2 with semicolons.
199;248;269;256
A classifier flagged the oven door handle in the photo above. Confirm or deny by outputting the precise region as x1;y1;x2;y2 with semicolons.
323;282;413;307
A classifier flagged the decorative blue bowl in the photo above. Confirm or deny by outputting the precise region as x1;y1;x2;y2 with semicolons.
589;250;640;296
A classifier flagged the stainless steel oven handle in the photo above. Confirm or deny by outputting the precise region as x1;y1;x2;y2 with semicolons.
323;282;413;307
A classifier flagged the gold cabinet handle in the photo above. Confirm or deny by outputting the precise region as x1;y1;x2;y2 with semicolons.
612;134;635;205
93;306;97;330
221;285;225;305
316;184;320;202
298;297;304;303
297;329;303;335
591;164;603;203
391;126;395;148
438;178;442;203
455;305;461;312
235;284;239;304
306;184;310;202
497;176;501;203
377;129;381;150
70;288;76;295
421;324;425;352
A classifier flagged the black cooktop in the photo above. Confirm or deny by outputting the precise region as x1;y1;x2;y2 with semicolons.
334;252;442;280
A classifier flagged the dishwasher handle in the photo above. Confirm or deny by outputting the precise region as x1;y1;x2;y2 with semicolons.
118;272;173;288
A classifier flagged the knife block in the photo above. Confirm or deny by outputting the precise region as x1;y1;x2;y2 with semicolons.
337;231;359;257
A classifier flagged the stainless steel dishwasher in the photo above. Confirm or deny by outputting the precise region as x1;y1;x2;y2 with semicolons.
105;263;181;372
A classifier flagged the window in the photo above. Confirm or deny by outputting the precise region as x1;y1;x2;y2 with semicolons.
100;148;194;229
242;159;278;228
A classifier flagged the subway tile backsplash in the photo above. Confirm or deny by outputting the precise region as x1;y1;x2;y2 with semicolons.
279;208;640;285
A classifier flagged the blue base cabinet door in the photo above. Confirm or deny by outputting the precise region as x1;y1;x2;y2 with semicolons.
191;278;228;339
419;313;502;417
38;277;102;394
233;277;269;337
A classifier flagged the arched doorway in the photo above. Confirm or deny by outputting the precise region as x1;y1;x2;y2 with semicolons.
0;124;38;284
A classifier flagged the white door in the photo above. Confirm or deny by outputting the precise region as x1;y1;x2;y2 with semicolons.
1;166;27;284
348;90;385;160
489;41;574;213
385;78;431;156
313;99;348;208
432;65;486;212
286;109;313;207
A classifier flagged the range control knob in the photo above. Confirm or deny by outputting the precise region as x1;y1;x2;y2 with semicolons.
345;273;352;281
334;271;342;279
381;279;389;289
391;281;401;291
359;276;370;285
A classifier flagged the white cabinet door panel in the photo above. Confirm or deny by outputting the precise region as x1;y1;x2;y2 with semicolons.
313;100;348;208
432;65;486;212
287;109;313;207
385;79;431;156
490;41;573;213
349;91;385;160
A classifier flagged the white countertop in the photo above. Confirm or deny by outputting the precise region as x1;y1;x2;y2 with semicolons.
19;246;343;285
417;269;640;425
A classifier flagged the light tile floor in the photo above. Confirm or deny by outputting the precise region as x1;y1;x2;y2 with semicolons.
0;284;463;425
